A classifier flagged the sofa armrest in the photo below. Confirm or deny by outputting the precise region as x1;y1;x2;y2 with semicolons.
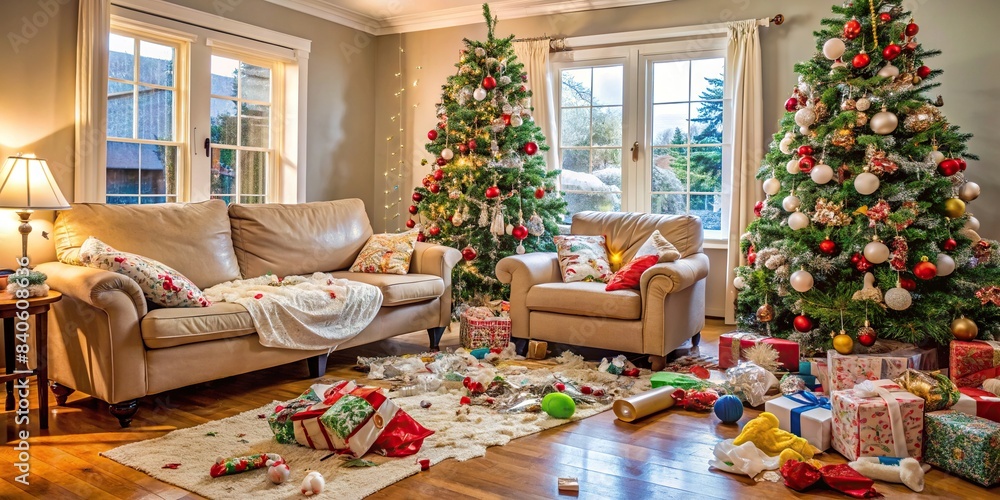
33;261;149;403
639;253;710;356
409;242;463;327
639;253;710;297
495;253;562;339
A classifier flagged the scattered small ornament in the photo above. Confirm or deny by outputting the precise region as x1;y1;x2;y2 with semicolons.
622;368;640;377
554;382;566;392
420;400;432;409
593;389;606;397
258;414;267;419
266;457;290;484
418;458;431;471
460;396;471;405
162;463;182;469
301;471;325;496
580;386;593;395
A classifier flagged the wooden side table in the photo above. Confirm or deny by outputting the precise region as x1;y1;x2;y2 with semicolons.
1;290;61;429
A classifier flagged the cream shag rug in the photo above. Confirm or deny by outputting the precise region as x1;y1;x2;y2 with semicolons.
102;361;653;499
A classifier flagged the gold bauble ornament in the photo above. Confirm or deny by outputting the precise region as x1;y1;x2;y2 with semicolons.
951;316;979;341
833;331;855;354
756;303;775;322
870;108;899;135
943;198;966;219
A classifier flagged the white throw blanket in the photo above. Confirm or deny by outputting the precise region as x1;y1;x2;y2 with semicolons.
203;273;383;350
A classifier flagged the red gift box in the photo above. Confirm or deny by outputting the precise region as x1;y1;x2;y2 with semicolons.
954;387;1000;423
949;340;1000;388
719;332;799;371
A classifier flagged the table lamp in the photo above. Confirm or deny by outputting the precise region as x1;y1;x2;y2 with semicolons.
0;154;71;260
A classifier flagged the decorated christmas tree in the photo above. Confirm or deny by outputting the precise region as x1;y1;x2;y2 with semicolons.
734;0;1000;354
408;4;566;306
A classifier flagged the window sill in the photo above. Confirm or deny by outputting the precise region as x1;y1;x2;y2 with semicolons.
703;238;729;250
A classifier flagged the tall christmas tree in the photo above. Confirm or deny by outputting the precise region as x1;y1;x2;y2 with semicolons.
408;4;566;306
734;0;1000;353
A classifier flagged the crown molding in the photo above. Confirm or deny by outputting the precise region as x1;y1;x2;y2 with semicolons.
265;0;675;35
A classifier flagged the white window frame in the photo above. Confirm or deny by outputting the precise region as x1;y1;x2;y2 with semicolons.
85;0;310;204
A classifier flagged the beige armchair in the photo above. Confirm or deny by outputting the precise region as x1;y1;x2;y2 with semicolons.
496;211;708;366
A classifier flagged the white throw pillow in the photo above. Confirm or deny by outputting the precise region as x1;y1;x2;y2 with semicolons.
635;230;681;263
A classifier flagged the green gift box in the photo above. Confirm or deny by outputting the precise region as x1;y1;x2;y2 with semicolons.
268;383;335;444
924;410;1000;487
320;394;375;444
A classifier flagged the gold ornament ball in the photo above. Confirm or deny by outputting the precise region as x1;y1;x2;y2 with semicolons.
756;303;775;323
951;317;979;341
943;198;966;219
833;332;854;354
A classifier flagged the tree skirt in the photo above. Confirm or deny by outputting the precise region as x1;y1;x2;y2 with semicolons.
102;362;653;499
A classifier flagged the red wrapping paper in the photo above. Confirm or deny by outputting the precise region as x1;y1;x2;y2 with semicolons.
780;460;880;498
955;387;1000;423
949;340;1000;388
719;332;799;371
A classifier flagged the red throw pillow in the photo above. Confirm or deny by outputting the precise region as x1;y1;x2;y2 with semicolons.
605;254;659;291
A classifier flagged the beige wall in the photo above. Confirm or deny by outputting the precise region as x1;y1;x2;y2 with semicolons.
372;0;1000;317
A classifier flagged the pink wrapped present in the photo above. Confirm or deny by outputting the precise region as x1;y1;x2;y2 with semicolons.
718;332;799;371
831;379;925;461
953;387;1000;423
826;350;910;392
950;340;1000;388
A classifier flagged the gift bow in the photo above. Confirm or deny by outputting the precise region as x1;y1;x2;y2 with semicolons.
854;380;909;458
786;391;831;437
728;332;764;362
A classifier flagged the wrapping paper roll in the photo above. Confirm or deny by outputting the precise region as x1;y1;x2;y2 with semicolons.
613;385;677;422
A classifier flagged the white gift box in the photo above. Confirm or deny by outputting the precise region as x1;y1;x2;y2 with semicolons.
765;392;832;451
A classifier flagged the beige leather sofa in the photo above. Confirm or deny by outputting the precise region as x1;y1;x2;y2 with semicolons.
34;199;461;427
496;211;708;367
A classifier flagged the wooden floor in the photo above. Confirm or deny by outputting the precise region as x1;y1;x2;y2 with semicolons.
0;319;988;499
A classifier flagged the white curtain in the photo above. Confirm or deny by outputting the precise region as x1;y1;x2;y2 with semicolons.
513;40;559;172
724;19;765;324
75;0;110;203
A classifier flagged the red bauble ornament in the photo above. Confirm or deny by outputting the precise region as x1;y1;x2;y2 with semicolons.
793;315;813;333
799;156;816;173
408;205;419;214
850;253;861;265
852;51;871;69
412;192;423;202
436;157;447;166
905;22;920;37
856;255;873;272
485;186;501;199
754;200;764;217
429;183;440;194
422;176;433;187
879;12;892;23
461;246;477;261
520;85;526;92
535;187;545;199
482;75;497;90
405;218;416;229
914;258;937;280
819;238;837;255
797;145;814;156
900;277;917;291
882;44;902;61
433;168;445;181
844;18;863;39
747;252;757;265
938;159;960;177
524;142;539;155
427;129;438;141
429;225;441;236
858;329;877;347
917;65;931;78
956;158;967;171
438;121;446;129
458;143;469;154
416;232;426;242
467;139;477;151
502;114;512;126
512;225;528;240
943;238;958;252
785;97;799;112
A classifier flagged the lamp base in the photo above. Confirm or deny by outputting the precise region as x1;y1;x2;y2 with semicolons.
16;210;32;262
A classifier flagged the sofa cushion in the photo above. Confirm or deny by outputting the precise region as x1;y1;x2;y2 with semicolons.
329;271;443;306
350;230;418;274
571;211;703;262
53;200;241;289
141;303;255;349
229;199;373;278
526;282;642;320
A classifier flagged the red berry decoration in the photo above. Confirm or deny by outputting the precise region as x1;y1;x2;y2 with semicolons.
799;156;816;173
956;158;967;171
844;18;862;39
412;192;423;202
879;12;892;23
754;200;764;217
943;238;958;252
850;253;861;265
858;328;877;347
917;65;931;78
793;315;813;333
785;97;799;112
482;75;497;90
433;168;445;181
408;205;419;214
512;224;528;240
523;142;539;155
467;139;477;151
938;159;960;177
485;186;501;199
852;51;871;69
747;252;757;265
436;157;447;166
422;176;433;187
429;225;441;236
554;382;566;392
417;232;426;242
882;43;902;61
427;129;438;141
535;187;545;199
458;143;469;154
797;145;813;156
580;386;593;395
520;85;527;92
461;246;477;261
405;218;416;229
905;21;920;37
819;238;837;255
914;257;937;280
429;183;440;194
900;277;917;291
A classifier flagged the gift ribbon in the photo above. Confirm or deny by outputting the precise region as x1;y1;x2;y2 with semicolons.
786;391;831;437
728;332;763;362
854;381;909;458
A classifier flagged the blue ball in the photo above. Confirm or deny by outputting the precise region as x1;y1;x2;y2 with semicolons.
714;395;744;423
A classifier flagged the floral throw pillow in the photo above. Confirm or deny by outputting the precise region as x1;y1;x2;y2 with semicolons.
606;254;659;291
79;237;211;307
554;235;613;283
350;229;418;274
635;230;681;263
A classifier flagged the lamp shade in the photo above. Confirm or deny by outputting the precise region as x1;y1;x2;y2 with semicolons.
0;155;71;210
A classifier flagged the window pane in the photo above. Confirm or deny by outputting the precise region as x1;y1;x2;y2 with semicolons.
211;55;239;97
690;146;723;192
140;196;169;204
561;149;590;173
561;68;592;107
106;141;139;198
560;108;590;147
108;196;139;204
691;194;722;230
651;193;686;216
211;98;238;145
561;191;621;221
107;83;134;139
592;66;623;106
652;60;689;103
109;33;134;81
240;196;266;205
211;148;236;199
653;103;689;145
591;106;622;147
139;40;174;87
139;144;176;195
137;86;173;141
240;103;270;148
240;62;271;102
691;100;723;143
653;147;688;190
592;165;621;191
691;58;725;101
239;150;267;196
592;148;621;173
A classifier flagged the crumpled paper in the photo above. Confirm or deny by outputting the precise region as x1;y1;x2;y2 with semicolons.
710;439;781;478
725;361;779;407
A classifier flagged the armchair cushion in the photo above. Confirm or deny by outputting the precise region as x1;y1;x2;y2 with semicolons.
553;235;613;283
526;282;641;320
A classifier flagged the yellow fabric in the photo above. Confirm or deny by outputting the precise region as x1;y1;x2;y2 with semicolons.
350;230;418;274
733;412;815;462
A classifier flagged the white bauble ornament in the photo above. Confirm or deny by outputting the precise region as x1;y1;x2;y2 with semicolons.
800;126;811;135
733;276;746;290
789;211;810;230
473;87;488;101
790;269;814;293
785;131;796;140
505;223;514;235
930;150;945;165
864;240;890;264
960;182;981;202
885;287;912;311
516;243;526;255
823;38;846;60
811;163;834;184
510;115;523;127
782;194;801;212
441;148;454;160
878;64;900;78
780;137;795;155
786;158;801;175
855;97;872;112
966;216;981;231
870;109;899;135
937;253;956;276
763;177;781;195
854;172;880;195
795;107;817;128
831;60;848;71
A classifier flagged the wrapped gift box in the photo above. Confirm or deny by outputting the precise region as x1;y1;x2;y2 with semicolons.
801;358;829;393
268;382;347;444
765;391;832;451
459;307;511;350
719;332;799;371
826;350;910;392
924;410;1000;487
950;340;1000;388
831;380;925;461
952;387;1000;423
857;339;940;371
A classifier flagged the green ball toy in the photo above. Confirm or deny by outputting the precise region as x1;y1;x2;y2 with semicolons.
541;392;576;419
